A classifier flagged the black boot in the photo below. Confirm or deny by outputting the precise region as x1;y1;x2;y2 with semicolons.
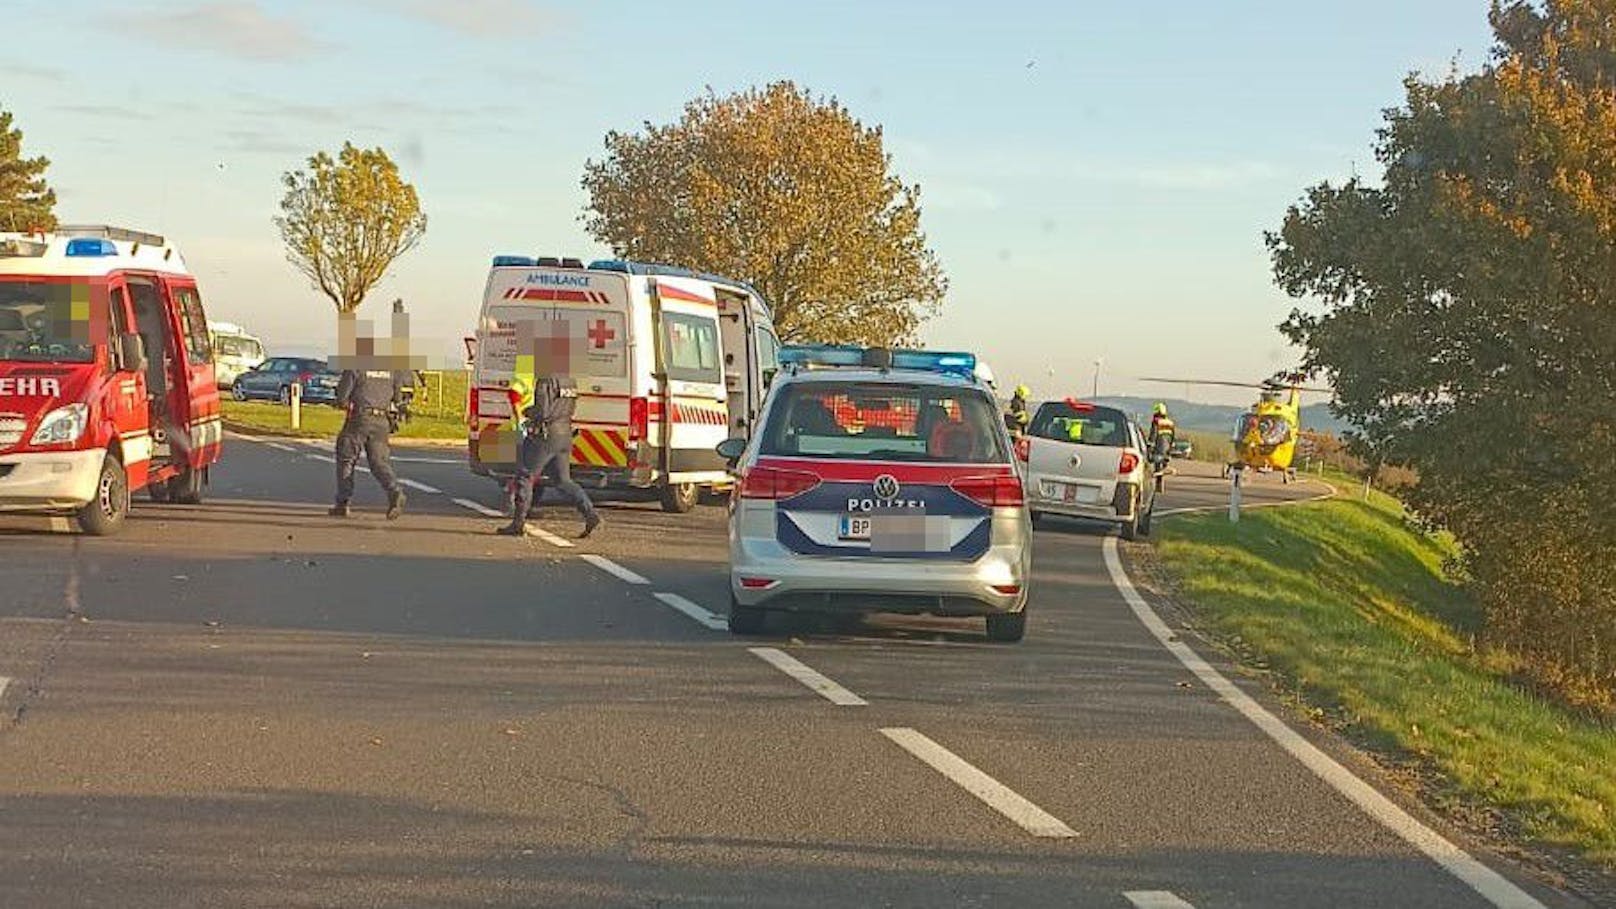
497;520;526;536
329;502;350;517
386;490;406;520
580;512;601;539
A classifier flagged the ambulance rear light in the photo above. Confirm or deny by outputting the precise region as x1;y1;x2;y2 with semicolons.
739;464;821;500
492;255;536;267
628;396;649;442
65;238;118;257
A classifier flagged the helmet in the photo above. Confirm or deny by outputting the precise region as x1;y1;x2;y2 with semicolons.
1014;384;1030;399
1153;402;1168;416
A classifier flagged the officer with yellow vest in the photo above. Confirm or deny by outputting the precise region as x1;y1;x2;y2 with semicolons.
499;353;601;538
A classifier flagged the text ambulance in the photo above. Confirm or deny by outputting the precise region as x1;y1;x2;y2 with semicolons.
0;226;223;534
468;257;780;513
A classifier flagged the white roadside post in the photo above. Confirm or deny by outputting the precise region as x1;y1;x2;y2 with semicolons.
290;382;302;430
1228;464;1243;523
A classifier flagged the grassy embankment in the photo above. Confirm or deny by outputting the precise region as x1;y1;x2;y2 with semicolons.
1154;481;1616;869
222;371;471;441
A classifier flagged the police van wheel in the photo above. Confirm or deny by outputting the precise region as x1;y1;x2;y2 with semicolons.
986;610;1027;643
727;598;767;635
660;482;699;514
78;453;130;537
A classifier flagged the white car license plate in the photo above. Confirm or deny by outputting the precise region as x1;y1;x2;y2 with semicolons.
1043;481;1098;505
839;514;872;540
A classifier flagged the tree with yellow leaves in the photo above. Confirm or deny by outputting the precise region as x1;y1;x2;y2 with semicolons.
582;82;947;346
276;143;426;313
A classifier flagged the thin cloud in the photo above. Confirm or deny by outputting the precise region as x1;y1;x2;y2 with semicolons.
385;0;557;39
115;2;326;62
4;62;69;83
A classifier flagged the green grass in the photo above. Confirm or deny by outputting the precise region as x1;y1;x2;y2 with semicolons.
222;400;467;440
1155;486;1616;868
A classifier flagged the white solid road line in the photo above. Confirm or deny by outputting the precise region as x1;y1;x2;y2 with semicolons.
264;442;294;452
1101;537;1546;909
0;676;10;701
580;554;649;585
1125;892;1197;909
654;592;728;631
879;727;1078;839
398;478;441;494
452;497;504;518
748;647;867;705
304;453;335;464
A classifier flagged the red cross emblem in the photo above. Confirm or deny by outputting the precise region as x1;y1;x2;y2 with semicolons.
587;319;616;350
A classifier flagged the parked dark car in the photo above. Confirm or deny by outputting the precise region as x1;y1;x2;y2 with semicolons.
230;357;341;405
1170;439;1193;459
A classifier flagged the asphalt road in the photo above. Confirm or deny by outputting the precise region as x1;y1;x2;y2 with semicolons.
0;437;1589;909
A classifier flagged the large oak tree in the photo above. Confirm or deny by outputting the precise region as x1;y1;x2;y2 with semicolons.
583;82;947;346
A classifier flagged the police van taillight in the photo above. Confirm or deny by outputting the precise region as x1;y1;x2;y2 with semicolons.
739;465;821;500
950;474;1025;508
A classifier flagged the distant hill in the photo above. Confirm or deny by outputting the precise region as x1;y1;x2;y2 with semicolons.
1084;396;1353;437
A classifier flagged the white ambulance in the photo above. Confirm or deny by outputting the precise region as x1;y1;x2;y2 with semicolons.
467;257;781;513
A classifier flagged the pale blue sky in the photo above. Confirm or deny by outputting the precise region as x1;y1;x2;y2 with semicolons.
3;0;1495;403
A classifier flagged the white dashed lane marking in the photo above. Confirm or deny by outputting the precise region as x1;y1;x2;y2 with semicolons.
879;727;1078;839
748;647;867;705
1102;537;1546;909
398;478;441;494
1125;892;1197;909
580;555;649;585
452;498;504;518
653;593;728;631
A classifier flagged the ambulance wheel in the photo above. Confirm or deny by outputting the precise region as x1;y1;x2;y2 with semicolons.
78;453;130;537
727;597;766;635
660;482;699;514
170;466;204;505
986;610;1027;643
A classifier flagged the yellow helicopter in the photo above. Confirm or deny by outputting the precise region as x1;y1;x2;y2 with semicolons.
1141;372;1332;482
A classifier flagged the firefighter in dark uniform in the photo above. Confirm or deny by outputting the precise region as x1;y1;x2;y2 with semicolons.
499;372;601;539
330;368;407;519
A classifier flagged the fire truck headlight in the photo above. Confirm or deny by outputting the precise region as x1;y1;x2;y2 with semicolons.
30;403;89;446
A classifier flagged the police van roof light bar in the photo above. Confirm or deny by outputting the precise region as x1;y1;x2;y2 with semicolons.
778;345;978;379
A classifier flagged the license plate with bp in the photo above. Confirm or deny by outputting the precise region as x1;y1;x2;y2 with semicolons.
838;514;872;540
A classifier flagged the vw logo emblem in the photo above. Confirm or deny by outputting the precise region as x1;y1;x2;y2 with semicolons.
873;474;901;501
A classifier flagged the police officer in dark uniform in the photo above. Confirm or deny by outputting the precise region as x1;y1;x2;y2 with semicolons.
499;373;601;538
330;368;407;519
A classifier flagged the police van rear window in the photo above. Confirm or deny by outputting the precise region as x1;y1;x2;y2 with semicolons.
1029;402;1131;446
760;382;1008;463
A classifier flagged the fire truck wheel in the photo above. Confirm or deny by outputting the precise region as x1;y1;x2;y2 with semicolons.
659;482;699;514
79;453;130;536
170;467;204;505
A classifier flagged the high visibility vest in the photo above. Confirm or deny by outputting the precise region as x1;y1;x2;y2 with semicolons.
509;354;536;417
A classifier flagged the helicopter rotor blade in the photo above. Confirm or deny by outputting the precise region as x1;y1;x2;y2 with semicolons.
1139;377;1269;390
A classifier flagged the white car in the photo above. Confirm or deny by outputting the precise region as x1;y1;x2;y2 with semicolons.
719;345;1034;642
1019;400;1157;539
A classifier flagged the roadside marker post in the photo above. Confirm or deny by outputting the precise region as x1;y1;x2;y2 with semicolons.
290;382;302;430
1228;465;1243;523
